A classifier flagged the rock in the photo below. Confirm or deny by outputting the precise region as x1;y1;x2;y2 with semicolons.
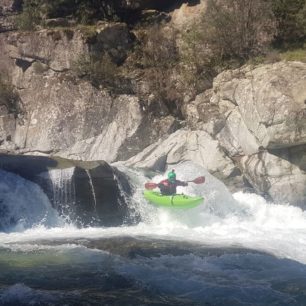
167;61;306;203
6;23;134;72
94;22;135;64
0;0;21;13
56;93;143;162
171;0;207;29
212;61;306;152
121;128;245;191
139;9;171;24
7;29;87;72
182;89;225;135
0;153;134;226
45;18;70;28
238;146;306;207
207;61;306;205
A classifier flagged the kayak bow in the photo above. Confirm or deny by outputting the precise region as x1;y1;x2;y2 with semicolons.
144;190;203;209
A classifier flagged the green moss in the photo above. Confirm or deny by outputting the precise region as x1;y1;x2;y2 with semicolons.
247;48;306;65
280;48;306;62
76;25;97;42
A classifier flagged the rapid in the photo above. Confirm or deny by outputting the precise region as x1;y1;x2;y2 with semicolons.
0;162;306;305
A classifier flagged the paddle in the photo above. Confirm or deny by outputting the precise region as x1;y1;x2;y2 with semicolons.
144;176;205;190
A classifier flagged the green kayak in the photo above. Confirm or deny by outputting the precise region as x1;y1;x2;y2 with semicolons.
144;190;204;209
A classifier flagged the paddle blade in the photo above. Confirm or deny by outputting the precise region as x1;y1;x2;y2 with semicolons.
190;176;205;184
145;182;158;190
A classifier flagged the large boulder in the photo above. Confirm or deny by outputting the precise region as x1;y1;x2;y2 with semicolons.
238;147;306;207
0;153;134;226
211;61;306;153
121;129;245;191
184;61;306;205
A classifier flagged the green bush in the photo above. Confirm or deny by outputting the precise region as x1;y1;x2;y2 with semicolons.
280;48;306;62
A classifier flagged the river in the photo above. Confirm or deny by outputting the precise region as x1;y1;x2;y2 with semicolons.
0;162;306;305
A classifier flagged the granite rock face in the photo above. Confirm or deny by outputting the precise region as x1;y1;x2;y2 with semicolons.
183;61;306;206
0;26;178;161
121;129;245;192
212;62;306;152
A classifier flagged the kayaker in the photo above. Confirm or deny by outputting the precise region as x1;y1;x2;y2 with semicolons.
157;169;188;195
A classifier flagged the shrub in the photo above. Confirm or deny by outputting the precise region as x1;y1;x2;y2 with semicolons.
134;25;182;114
280;48;306;62
135;25;178;70
14;0;121;29
14;0;43;31
179;22;219;95
202;0;276;61
72;52;119;89
179;0;276;95
271;0;306;48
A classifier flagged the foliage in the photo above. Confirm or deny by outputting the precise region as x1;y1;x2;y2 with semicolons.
271;0;306;47
14;0;44;30
279;48;306;62
179;0;277;95
134;25;182;115
179;22;219;96
202;0;276;61
15;0;121;29
135;25;178;70
72;52;119;89
0;77;20;116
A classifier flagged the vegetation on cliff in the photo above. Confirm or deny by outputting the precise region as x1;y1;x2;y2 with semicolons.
15;0;121;30
12;0;306;114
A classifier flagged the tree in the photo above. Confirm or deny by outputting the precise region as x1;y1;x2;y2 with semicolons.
271;0;306;47
202;0;276;61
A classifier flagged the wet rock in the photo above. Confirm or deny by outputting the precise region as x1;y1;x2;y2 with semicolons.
0;153;134;226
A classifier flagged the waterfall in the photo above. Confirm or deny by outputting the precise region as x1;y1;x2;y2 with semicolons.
0;169;62;232
47;168;76;223
85;169;97;211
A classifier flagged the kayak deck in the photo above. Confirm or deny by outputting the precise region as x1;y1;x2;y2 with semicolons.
144;190;203;209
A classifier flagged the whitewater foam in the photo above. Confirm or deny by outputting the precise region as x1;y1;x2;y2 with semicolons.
0;170;63;232
1;165;306;266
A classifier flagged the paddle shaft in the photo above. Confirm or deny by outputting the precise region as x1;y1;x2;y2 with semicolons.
145;176;205;190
